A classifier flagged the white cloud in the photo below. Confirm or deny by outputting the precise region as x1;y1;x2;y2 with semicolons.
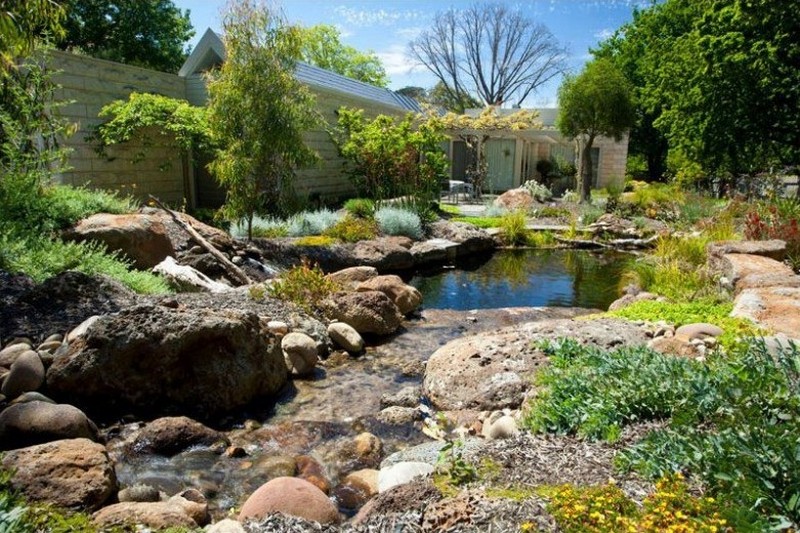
395;26;423;41
594;28;614;40
376;44;421;76
332;6;424;27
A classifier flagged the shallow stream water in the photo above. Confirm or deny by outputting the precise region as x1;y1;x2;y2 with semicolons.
108;250;627;518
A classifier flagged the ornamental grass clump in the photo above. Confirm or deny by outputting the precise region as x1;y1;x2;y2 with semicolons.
375;206;423;239
287;208;342;237
232;215;287;239
499;210;529;246
343;198;375;219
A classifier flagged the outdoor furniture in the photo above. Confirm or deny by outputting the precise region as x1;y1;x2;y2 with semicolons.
446;180;474;203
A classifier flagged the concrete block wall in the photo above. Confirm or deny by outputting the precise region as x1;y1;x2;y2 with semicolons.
49;51;188;205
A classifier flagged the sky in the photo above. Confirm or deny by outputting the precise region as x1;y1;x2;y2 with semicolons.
172;0;651;107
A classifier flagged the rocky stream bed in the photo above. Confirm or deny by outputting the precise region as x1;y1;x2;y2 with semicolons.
1;206;798;532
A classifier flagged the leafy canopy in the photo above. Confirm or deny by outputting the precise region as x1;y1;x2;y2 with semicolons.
333;107;448;204
594;0;800;180
297;24;388;87
557;58;634;202
206;0;320;239
92;92;213;165
58;0;194;72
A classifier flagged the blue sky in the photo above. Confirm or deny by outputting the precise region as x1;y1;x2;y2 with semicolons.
173;0;650;106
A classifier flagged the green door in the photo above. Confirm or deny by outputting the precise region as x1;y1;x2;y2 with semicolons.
485;139;516;192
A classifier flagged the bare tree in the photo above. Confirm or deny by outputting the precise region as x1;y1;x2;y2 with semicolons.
409;3;567;108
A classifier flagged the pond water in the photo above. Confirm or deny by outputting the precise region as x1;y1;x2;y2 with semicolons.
409;249;631;311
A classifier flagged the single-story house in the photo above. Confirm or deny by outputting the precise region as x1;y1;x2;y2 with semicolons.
51;29;627;206
51;28;420;208
447;108;628;193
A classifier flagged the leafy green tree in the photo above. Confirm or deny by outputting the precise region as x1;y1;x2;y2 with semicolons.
333;108;448;205
206;0;320;240
297;24;388;87
595;0;800;183
57;0;194;72
1;0;64;61
557;58;635;203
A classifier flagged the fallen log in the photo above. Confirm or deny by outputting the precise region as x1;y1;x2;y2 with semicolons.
148;195;252;285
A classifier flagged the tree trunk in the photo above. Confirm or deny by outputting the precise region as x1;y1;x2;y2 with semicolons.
580;136;595;203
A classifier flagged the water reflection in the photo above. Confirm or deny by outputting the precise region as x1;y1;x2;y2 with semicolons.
409;249;631;310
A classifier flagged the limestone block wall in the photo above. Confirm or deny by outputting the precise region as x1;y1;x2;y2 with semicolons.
49;51;188;205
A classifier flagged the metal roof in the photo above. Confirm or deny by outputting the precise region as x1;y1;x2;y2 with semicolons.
294;62;420;112
180;29;420;113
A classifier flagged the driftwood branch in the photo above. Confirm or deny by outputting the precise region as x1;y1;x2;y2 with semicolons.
148;195;252;285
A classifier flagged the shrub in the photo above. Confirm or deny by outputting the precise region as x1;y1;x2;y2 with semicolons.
533;206;570;219
375;206;423;239
482;203;508;218
526;335;800;527
0;233;171;295
343;198;375;219
333;108;447;204
745;198;800;271
617;339;800;527
323;216;378;242
268;260;340;314
545;476;729;533
580;204;605;225
499;210;529;246
232;215;287;239
286;208;342;237
521;179;552;202
561;189;579;203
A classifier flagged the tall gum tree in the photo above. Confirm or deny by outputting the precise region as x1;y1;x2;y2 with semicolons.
556;58;635;203
206;0;320;239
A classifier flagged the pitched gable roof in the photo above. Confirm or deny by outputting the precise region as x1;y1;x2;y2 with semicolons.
179;29;420;112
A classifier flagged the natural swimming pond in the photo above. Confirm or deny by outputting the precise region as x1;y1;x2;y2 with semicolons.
409;249;632;311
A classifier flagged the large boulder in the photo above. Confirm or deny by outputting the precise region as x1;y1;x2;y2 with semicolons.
129;416;228;456
65;213;175;270
46;303;287;420
707;240;787;263
325;266;379;290
493;188;535;212
93;494;209;529
423;318;648;411
349;238;415;271
356;275;422;315
732;287;800;341
2;438;116;511
320;291;403;336
712;253;794;293
428;221;495;256
238;476;341;525
0;401;98;450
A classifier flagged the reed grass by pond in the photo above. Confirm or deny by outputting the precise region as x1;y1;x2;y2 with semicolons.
409;249;632;311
